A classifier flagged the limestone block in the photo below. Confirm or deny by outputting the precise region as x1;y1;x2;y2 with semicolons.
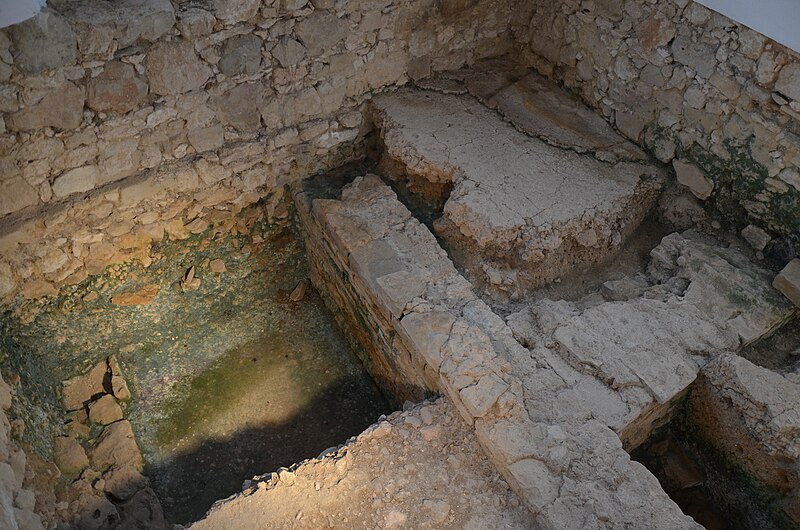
13;489;35;512
54;436;89;475
272;38;307;68
488;71;647;161
294;12;349;56
211;0;261;24
52;166;98;198
146;41;211;96
214;82;264;132
741;224;771;251
692;354;800;521
87;61;148;114
670;36;717;78
398;311;455;369
176;7;215;38
91;420;143;471
6;81;85;131
7;10;77;73
62;360;108;411
672;159;714;200
13;508;43;530
218;34;263;76
458;373;508;419
88;395;123;425
776;63;800;102
774;258;800;307
373;89;665;296
0;178;38;216
188;123;225;153
506;458;559;511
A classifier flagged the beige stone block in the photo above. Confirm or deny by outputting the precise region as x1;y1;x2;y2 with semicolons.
672;159;714;200
774;258;800;307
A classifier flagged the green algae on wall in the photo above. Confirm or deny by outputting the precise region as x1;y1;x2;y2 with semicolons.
644;123;800;246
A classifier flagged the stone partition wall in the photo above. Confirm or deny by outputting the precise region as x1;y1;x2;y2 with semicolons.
511;0;800;248
0;0;513;304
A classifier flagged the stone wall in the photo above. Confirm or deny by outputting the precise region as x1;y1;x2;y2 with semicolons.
511;0;800;249
0;0;512;305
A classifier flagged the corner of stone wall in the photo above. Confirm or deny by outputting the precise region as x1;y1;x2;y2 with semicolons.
509;0;800;255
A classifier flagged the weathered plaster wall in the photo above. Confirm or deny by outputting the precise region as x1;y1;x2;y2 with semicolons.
511;0;800;250
0;0;512;304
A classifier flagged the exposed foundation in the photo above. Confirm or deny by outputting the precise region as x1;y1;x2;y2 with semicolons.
1;1;800;529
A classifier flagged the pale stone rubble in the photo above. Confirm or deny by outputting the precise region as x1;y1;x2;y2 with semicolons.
372;88;667;298
191;398;534;529
507;230;793;449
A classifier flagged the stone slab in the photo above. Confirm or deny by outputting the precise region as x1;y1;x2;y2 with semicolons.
373;89;666;298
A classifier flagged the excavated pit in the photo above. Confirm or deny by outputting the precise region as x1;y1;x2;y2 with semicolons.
0;197;392;525
632;385;797;530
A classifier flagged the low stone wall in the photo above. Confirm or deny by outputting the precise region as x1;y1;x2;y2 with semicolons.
511;0;800;247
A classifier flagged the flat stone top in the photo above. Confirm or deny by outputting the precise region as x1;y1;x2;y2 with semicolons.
373;90;665;247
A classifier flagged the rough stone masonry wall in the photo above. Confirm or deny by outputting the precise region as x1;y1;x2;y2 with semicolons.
0;0;513;305
511;0;800;249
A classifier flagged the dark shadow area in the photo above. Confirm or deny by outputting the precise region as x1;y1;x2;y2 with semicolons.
149;373;393;525
631;398;795;530
740;316;800;373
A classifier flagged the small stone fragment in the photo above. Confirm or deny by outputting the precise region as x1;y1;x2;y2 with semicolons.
181;266;201;291
111;284;160;306
672;160;714;200
88;395;123;425
774;259;800;307
209;259;226;273
741;224;771;252
422;499;451;524
62;361;108;411
289;280;307;302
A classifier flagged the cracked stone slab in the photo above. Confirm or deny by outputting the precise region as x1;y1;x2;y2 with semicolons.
372;89;666;299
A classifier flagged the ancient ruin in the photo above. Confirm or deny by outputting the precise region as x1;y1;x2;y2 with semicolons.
1;0;800;528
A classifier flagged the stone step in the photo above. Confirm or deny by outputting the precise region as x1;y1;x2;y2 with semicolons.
372;87;667;299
